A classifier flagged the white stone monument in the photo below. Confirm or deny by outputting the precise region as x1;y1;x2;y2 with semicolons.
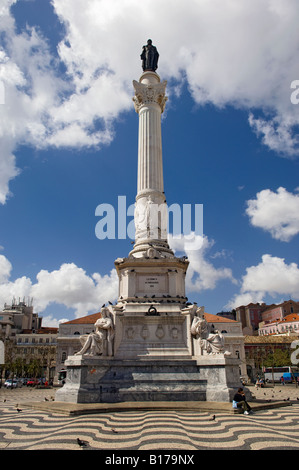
56;41;244;404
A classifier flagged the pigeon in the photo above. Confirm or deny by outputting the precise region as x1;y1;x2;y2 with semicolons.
108;301;113;305
77;438;88;447
209;415;216;421
16;408;22;413
111;428;118;433
44;397;49;401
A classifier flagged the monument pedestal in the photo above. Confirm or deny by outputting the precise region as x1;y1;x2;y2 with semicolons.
56;299;244;404
55;354;242;404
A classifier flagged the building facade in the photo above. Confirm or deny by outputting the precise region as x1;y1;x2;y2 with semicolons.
14;328;58;381
259;313;299;336
0;300;42;338
0;301;57;382
261;300;299;323
54;312;101;383
244;334;299;381
235;300;299;335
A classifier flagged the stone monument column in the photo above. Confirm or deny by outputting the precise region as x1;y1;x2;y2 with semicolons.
114;40;188;304
130;71;173;258
55;41;246;405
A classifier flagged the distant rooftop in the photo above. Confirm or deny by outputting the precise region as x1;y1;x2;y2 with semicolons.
61;311;237;325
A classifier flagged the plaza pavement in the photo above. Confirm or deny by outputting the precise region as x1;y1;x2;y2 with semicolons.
0;383;299;451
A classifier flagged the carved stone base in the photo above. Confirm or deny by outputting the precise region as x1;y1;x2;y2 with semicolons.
55;355;244;404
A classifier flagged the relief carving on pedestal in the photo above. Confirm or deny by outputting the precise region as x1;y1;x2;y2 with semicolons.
155;324;165;339
134;195;168;242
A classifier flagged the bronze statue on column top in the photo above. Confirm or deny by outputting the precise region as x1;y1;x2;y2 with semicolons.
141;39;159;72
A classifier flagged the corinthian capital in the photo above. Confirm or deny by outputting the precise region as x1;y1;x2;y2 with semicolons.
133;80;168;113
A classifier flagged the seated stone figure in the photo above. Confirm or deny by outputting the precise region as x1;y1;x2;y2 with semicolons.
191;312;231;356
75;308;115;357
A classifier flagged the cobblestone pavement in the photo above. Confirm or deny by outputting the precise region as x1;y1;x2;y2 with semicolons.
0;384;299;451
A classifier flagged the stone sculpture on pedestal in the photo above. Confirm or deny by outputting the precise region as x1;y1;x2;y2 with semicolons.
191;310;232;356
55;41;246;405
75;308;115;357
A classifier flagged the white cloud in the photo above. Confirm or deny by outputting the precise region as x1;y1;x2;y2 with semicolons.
226;292;265;309
1;0;299;202
0;254;118;319
246;187;299;241
31;263;118;315
41;315;71;328
0;254;12;283
248;113;299;158
227;254;299;308
241;254;299;295
169;233;236;292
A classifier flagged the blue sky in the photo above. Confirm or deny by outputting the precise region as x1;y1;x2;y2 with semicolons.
1;0;299;326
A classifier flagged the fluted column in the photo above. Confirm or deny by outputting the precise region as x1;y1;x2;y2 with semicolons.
130;71;173;258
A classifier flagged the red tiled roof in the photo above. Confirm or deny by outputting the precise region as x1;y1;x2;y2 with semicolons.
21;327;58;334
204;312;236;323
262;313;299;327
62;312;101;325
279;313;299;323
61;311;237;325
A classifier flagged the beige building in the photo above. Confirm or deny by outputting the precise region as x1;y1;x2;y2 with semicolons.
0;300;41;337
0;301;57;382
15;328;58;381
55;312;101;383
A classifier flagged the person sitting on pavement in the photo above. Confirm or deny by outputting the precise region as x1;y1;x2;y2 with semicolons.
233;387;252;415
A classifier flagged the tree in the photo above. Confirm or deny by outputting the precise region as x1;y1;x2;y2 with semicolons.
263;348;291;368
26;358;42;378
